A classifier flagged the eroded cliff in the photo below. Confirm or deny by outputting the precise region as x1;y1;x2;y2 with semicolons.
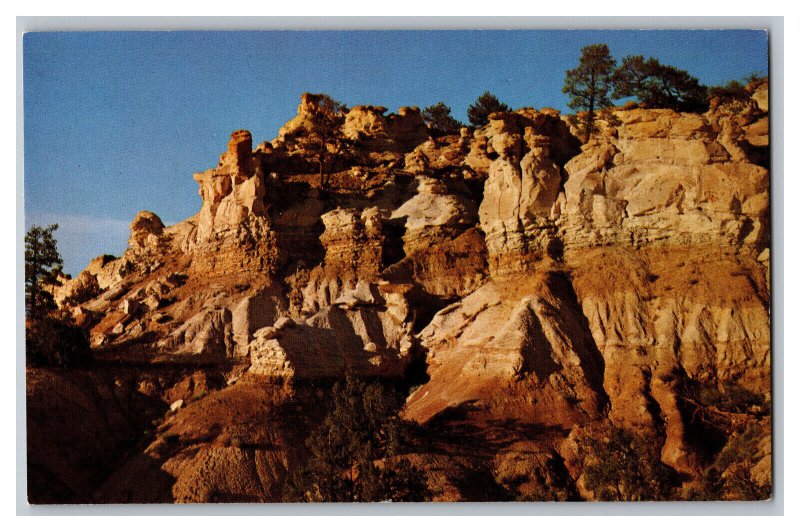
38;84;771;502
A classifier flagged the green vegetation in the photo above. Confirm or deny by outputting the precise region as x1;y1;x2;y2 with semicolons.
697;382;768;415
25;224;91;368
422;102;465;136
582;428;677;501
691;422;771;501
562;44;616;142
708;80;750;106
25;224;63;320
467;91;511;127
26;315;91;368
612;55;708;113
560;45;764;143
285;374;429;502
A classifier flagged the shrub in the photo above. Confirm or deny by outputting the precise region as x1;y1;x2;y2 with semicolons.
285;374;429;502
697;383;768;415
691;422;771;501
582;428;677;501
708;80;750;106
26;316;91;368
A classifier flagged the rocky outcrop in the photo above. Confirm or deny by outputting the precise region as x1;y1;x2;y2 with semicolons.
390;176;478;254
559;108;769;252
300;207;386;314
248;281;414;379
405;272;605;425
129;211;165;250
342;104;428;153
194;130;267;240
190;130;277;274
476;110;580;276
50;85;771;502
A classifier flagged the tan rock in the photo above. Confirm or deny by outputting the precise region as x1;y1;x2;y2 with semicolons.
128;211;165;250
248;303;412;379
405;273;605;426
341;104;428;153
230;290;287;359
560;108;769;251
477;111;574;276
391;176;478;254
193;130;269;243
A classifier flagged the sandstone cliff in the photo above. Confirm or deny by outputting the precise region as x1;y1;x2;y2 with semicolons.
42;85;771;502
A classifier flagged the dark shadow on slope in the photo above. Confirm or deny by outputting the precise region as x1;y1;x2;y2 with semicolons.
549;272;609;411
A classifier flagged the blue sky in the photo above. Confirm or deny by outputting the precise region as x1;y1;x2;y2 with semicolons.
23;30;768;275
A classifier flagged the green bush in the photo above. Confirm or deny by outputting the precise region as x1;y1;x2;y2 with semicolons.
26;316;91;368
421;102;464;136
582;428;677;501
285;374;429;502
467;91;511;127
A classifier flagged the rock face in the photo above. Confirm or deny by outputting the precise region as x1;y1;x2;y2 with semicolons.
391;176;478;254
194;130;268;239
51;85;771;502
129;211;165;249
559;109;769;251
342;104;428;153
405;272;606;426
248;282;414;379
476;110;580;276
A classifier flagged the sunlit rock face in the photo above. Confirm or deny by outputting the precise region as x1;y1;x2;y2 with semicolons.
55;85;771;500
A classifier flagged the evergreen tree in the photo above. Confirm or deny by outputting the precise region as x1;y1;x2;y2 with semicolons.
466;91;511;127
286;94;350;189
612;55;708;113
25;224;63;320
562;44;616;143
24;223;91;367
421;102;464;136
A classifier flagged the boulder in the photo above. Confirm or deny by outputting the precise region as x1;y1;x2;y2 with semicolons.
128;211;165;250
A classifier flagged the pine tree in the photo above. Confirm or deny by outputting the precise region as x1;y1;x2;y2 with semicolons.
286;94;350;189
421;102;464;136
25;224;63;320
612;55;708;113
563;44;616;143
466;91;511;127
25;223;91;367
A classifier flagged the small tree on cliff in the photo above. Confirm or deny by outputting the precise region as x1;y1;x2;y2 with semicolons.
289;94;350;190
612;55;708;113
25;224;91;367
422;102;465;136
25;224;63;320
467;91;511;127
563;44;616;143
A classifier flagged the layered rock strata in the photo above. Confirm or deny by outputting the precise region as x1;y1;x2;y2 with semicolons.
55;86;771;497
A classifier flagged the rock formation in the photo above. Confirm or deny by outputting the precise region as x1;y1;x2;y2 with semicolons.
34;83;772;502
